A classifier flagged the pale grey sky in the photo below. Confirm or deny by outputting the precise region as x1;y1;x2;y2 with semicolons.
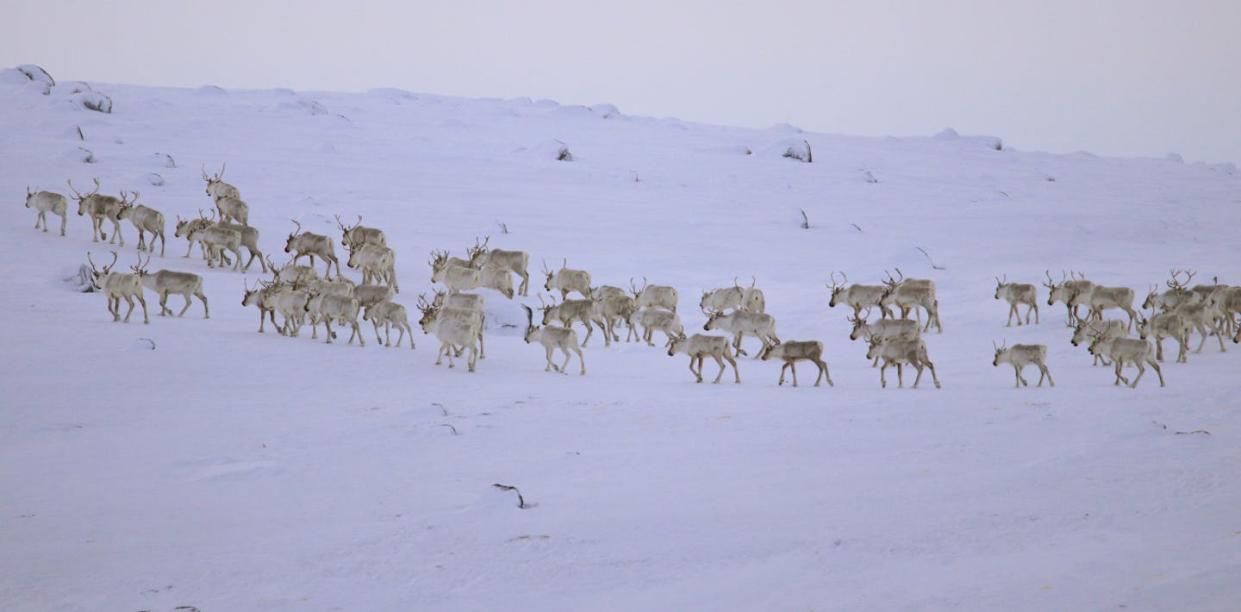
4;0;1239;163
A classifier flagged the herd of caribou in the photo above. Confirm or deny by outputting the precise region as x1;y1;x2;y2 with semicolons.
22;167;1241;389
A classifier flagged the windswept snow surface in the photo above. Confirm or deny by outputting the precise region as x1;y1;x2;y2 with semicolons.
1;71;1240;611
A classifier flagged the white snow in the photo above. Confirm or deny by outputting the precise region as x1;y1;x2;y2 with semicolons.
1;73;1240;611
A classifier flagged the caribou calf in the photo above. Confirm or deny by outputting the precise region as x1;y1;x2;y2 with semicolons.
994;276;1039;326
635;308;684;347
992;342;1053;388
521;305;585;375
363;301;415;349
758;341;833;387
24;187;68;236
667;333;739;384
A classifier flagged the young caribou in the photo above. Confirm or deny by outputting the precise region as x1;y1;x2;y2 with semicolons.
305;294;365;346
24;187;68;236
69;179;128;245
543;259;592;300
1044;271;1095;327
703;308;780;357
85;251;149;324
865;336;941;389
667;333;740;384
116;192;166;256
634;308;685;347
1137;312;1191;363
827;272;890;319
1087;333;1165;388
631;277;678;313
994;276;1039;326
285;220;341;278
467;236;531;296
362;301;415;349
992;341;1054;388
132;257;208;318
759;341;833;387
522;305;586;375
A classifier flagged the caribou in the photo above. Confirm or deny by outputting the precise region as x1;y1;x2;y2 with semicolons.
540;295;597;347
1044;271;1095;327
1137;312;1191;363
69;179;128;245
865;336;941;389
634;308;685;347
132;256;208;318
213;195;249;227
432;260;513;298
543;259;592;300
631;277;678;312
429;249;477;280
880;269;942;333
1173;301;1227;354
468;236;531;296
174;211;215;259
116;191;166;256
1071;319;1127;366
758;341;833;387
521;305;585;375
305;293;365;346
1087;333;1165;388
347;243;398;292
1142;270;1200;312
700;277;765;314
992;341;1054;388
702;308;780;357
994;275;1039;326
1074;284;1138;332
24;187;68;236
666;333;740;384
362;301;415;349
85;251;148;324
425;290;486;358
827;272;890;319
285;220;341;278
336;214;386;251
848;311;920;367
418;300;482;372
202;163;240;202
591;292;637;346
242;279;283;333
266;255;319;287
187;225;243;270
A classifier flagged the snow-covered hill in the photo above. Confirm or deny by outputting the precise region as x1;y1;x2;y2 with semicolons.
1;67;1239;611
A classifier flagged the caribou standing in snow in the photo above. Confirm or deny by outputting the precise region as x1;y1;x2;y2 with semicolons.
827;272;890;319
362;301;415;349
631;277;678;313
758;341;833;387
85;251;148;324
666;333;740;384
700;277;765;314
634;308;685;347
848;312;920;367
132;256;208;318
1071;319;1127;366
991;341;1053;388
543;259;592;300
522;305;586;375
994;275;1039;326
24;187;68;236
1087;333;1164;388
1136;312;1191;363
703;308;780;357
336;214;386;251
69;179;128;245
865;336;941;389
116;192;166;256
285;220;341;278
202;164;240;202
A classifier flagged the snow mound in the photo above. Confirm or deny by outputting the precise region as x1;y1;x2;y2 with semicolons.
589;104;620;119
16;64;55;87
518;139;574;161
75;91;113;114
368;87;416;101
769;122;804;134
196;85;227;96
933;127;1002;151
761;138;813;162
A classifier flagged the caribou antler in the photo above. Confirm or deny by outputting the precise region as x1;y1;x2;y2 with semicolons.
290;219;303;235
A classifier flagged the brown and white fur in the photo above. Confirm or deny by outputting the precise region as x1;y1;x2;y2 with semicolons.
1087;334;1164;388
992;342;1053;388
116;192;166;256
285;220;341;278
362;301;414;349
994;276;1039;326
865;336;941;389
666;333;739;384
1137;312;1191;363
542;259;592;300
522;305;585;375
24;187;68;236
631;277;678;313
759;341;833;387
468;236;531;296
85;251;148;324
703;309;780;357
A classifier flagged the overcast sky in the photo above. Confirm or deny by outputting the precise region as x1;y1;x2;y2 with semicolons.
4;0;1239;163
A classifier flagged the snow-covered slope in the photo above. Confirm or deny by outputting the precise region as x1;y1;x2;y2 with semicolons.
1;68;1239;611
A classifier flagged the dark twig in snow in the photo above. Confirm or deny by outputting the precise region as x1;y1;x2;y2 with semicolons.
75;125;84;141
1174;430;1210;436
439;424;459;435
498;222;509;235
492;483;527;509
799;209;810;229
431;402;447;416
850;223;864;233
137;338;156;350
916;246;946;270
